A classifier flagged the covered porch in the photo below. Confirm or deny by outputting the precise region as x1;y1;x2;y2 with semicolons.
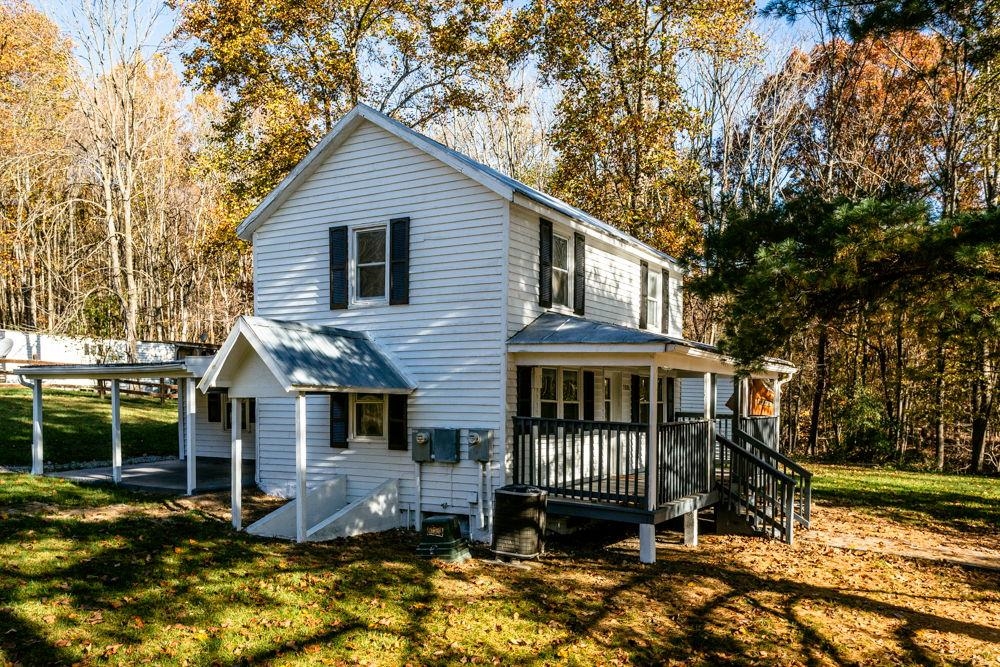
508;313;797;562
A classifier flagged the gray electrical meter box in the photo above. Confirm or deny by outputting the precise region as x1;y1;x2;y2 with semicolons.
467;429;493;462
412;430;433;462
432;428;460;463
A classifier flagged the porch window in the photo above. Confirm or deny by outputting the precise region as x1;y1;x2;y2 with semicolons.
646;271;661;331
354;225;388;303
552;234;571;308
353;393;386;438
604;377;613;421
638;377;666;424
539;367;582;419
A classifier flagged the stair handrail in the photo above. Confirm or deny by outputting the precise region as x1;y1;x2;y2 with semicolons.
716;434;797;543
733;428;812;527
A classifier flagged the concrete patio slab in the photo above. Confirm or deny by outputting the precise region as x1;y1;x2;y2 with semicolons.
49;458;255;494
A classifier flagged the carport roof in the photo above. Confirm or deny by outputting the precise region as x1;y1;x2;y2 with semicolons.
14;360;199;380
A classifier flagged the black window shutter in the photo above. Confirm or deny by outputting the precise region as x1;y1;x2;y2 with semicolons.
661;268;670;332
666;377;676;422
516;366;533;417
574;233;586;315
329;227;349;310
583;370;595;421
630;374;642;424
538;218;553;308
639;261;649;329
207;392;221;423
389;217;410;305
387;394;408;450
330;394;349;448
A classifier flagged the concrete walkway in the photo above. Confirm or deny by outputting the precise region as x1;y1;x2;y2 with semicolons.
49;458;255;494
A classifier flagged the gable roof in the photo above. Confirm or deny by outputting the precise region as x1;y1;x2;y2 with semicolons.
198;316;415;394
236;104;679;266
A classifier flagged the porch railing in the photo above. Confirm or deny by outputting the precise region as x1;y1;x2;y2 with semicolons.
676;412;733;440
739;416;779;450
734;428;812;527
716;434;797;543
656;420;711;505
511;416;647;506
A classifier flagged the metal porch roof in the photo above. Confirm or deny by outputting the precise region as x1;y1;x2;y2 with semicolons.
200;317;414;394
14;361;196;380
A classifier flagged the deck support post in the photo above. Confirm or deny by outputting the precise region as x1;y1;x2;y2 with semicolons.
640;362;659;564
295;393;308;543
31;379;43;475
177;380;185;460
185;378;196;495
111;380;122;483
231;398;243;531
683;511;699;547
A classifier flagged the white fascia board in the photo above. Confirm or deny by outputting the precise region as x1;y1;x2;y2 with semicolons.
236;104;515;240
197;317;293;394
507;343;666;354
509;350;660;368
511;194;681;272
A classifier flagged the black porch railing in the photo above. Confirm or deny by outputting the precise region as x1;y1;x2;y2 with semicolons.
716;434;797;543
734;428;812;527
739;416;779;450
511;416;648;506
656;420;711;505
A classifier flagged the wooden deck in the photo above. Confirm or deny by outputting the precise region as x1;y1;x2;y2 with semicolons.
547;489;720;524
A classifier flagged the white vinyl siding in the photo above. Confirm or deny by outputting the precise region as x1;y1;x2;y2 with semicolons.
250;119;506;534
194;390;256;460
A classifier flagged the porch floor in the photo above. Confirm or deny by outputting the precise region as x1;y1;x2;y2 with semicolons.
48;458;255;494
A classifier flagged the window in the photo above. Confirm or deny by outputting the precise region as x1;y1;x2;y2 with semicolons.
604;377;613;422
353;393;386;438
207;392;222;423
637;377;666;424
354;226;387;302
646;271;661;331
552;234;570;308
538;367;582;419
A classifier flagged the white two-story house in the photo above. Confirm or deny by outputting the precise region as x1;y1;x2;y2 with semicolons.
199;104;804;563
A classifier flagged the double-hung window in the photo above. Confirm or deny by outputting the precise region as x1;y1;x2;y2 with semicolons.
354;226;388;303
353;393;386;439
646;270;661;331
552;234;571;308
539;367;581;419
637;377;666;424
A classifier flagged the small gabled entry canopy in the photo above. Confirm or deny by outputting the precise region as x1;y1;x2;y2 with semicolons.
199;316;414;398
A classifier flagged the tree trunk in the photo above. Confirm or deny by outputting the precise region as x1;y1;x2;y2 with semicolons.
971;416;987;472
935;336;946;471
808;325;829;456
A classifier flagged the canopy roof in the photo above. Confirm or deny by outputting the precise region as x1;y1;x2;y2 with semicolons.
14;360;199;380
198;317;415;396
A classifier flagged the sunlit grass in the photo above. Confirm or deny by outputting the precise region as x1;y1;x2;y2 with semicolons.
0;386;178;466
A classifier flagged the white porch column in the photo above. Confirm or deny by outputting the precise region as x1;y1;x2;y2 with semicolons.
111;380;122;483
773;379;783;453
703;371;715;489
295;393;308;543
640;362;659;564
231;397;243;530
185;378;196;495
732;377;746;439
31;380;43;475
177;380;186;460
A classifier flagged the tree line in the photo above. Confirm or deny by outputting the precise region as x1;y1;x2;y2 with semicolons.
1;0;998;471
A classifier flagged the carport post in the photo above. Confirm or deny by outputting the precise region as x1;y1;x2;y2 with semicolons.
185;378;196;495
295;393;307;543
31;379;43;475
231;397;243;530
111;380;122;483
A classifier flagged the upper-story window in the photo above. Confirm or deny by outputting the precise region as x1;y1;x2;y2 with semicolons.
354;225;388;303
552;234;571;308
646;270;661;331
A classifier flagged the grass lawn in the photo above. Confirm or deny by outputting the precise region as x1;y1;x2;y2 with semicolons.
1;466;998;665
0;386;178;467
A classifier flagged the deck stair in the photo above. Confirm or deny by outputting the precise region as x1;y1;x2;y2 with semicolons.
715;430;813;544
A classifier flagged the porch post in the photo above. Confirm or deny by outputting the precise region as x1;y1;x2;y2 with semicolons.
732;377;746;440
703;372;714;490
231;397;243;530
640;362;659;564
31;379;43;475
185;378;196;495
111;380;122;483
295;393;308;543
773;379;783;453
177;380;185;460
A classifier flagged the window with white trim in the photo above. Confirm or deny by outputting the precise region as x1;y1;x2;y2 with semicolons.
353;225;388;304
539;367;582;419
352;393;386;439
552;234;571;308
638;377;666;424
646;270;661;331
